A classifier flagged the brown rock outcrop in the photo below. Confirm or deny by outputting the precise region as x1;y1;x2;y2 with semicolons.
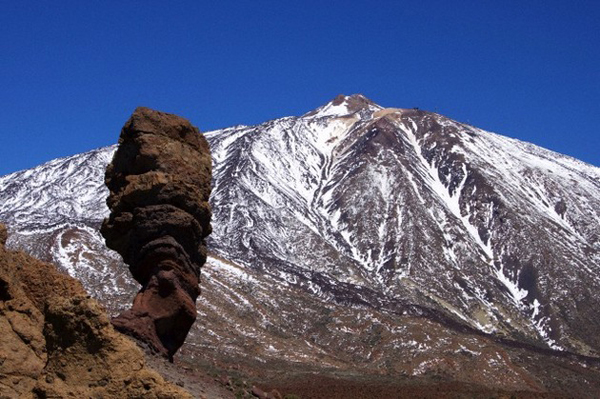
0;224;192;398
101;107;212;361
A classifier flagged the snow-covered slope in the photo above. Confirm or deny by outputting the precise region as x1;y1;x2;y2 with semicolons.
205;94;600;355
1;95;600;392
0;146;114;230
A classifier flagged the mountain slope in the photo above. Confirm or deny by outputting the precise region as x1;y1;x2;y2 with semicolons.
205;94;600;355
1;95;600;395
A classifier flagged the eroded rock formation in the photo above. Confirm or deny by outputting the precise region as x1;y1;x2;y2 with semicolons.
101;107;212;361
0;224;192;398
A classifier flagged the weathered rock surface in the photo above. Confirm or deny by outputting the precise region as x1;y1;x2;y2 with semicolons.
0;224;192;398
101;107;212;360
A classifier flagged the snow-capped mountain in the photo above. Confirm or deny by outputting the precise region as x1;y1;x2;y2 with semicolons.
206;94;600;354
2;94;600;394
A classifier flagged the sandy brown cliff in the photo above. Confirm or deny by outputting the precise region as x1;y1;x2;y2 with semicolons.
101;107;212;361
0;224;192;398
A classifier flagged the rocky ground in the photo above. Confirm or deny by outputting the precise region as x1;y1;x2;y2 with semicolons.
148;353;587;399
143;354;235;399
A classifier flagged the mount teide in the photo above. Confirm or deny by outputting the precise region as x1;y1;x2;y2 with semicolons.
2;94;600;395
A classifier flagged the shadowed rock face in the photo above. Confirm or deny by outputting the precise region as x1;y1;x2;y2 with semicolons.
101;107;212;361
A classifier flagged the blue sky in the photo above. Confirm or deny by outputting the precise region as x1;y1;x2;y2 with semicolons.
1;1;598;176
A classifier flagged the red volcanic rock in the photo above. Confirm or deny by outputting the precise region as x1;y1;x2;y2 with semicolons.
101;107;212;361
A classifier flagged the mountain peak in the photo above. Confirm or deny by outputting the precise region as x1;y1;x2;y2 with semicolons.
331;93;375;107
305;93;382;118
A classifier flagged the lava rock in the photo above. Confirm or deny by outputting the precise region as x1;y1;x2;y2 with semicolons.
101;107;212;361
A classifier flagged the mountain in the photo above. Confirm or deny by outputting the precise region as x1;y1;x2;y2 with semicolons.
2;94;600;396
208;93;600;354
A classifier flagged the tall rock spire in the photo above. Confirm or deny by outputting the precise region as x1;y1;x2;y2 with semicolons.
101;107;212;361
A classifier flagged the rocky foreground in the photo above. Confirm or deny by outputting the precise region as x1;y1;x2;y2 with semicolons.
0;223;223;398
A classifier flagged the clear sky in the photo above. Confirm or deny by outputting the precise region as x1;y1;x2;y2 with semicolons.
1;1;598;176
